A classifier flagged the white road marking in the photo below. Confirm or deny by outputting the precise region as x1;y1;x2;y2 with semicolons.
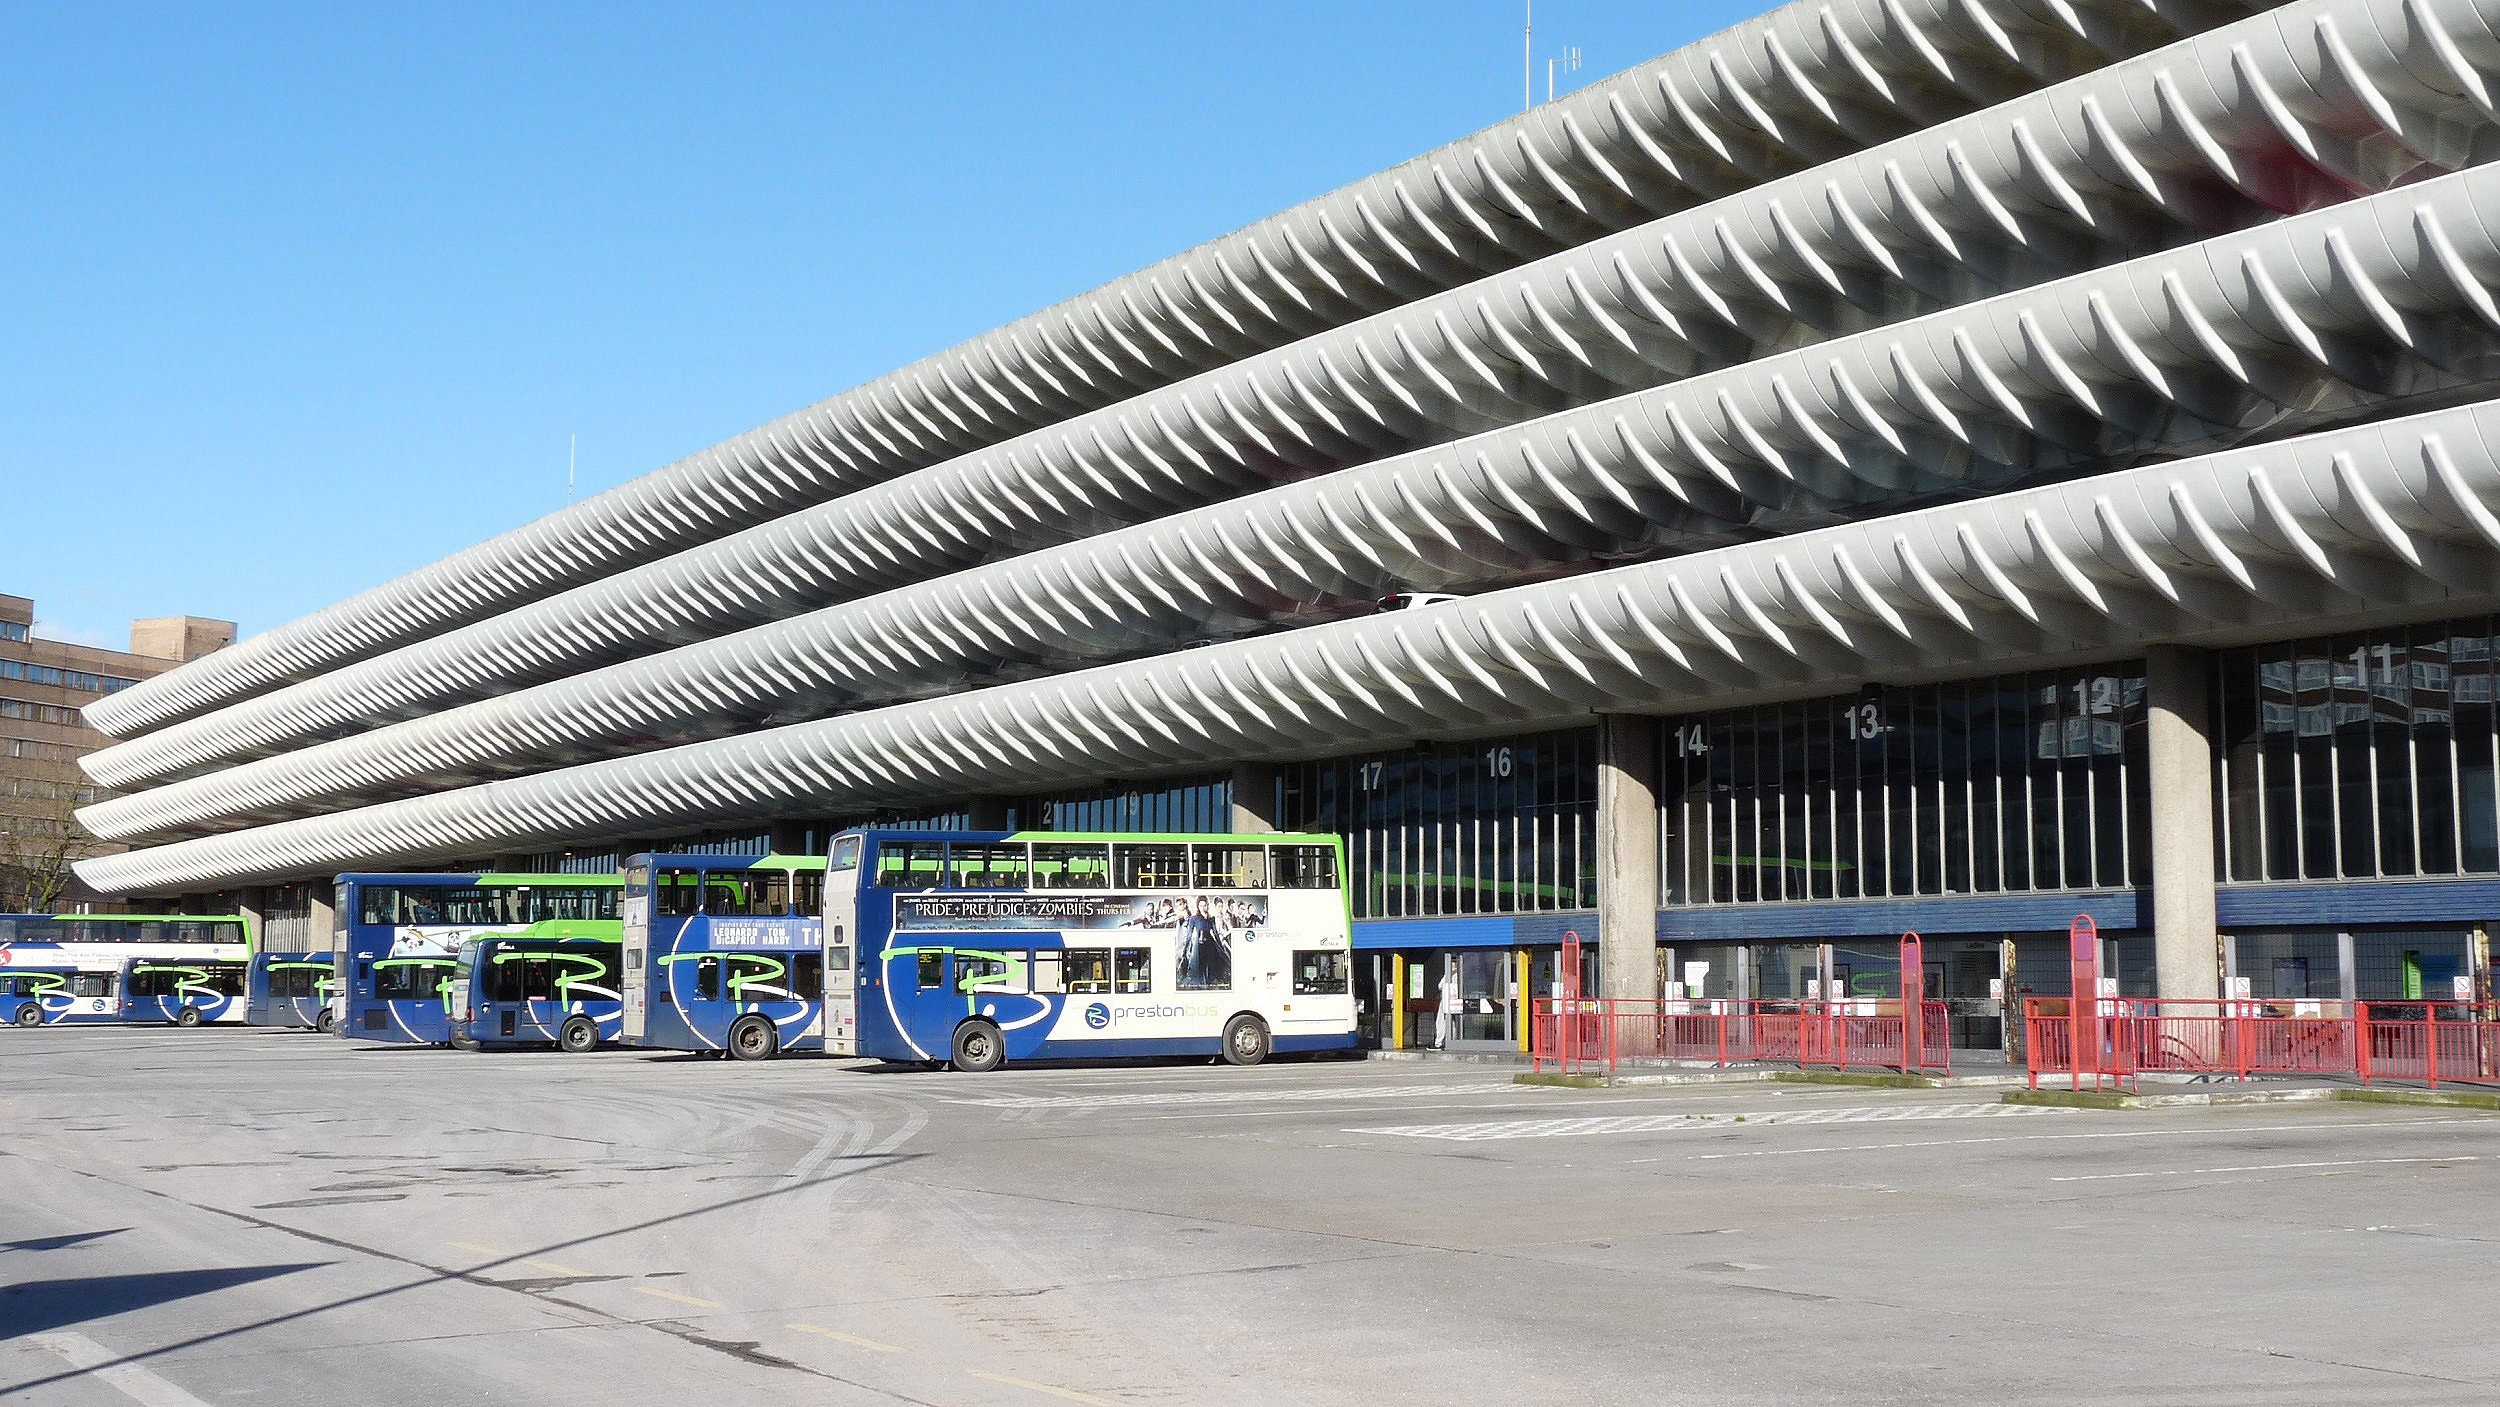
1680;1116;2497;1162
2050;1155;2483;1182
1351;1103;2051;1141
950;1080;1518;1110
30;1331;215;1407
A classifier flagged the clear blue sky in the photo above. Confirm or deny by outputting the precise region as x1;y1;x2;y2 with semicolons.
2;1;1750;649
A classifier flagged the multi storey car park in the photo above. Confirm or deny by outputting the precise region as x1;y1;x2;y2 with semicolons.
54;0;2500;1052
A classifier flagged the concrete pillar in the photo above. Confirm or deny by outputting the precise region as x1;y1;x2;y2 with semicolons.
308;884;340;955
1596;714;1661;1002
2146;646;2221;1001
2337;930;2359;1006
963;796;1013;831
768;822;813;856
1231;762;1278;834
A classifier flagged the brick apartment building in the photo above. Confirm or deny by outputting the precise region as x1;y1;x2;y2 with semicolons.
1;594;232;911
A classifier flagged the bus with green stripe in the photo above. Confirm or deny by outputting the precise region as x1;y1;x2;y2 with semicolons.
246;950;338;1029
332;873;623;1044
619;854;828;1059
0;914;254;1027
447;920;626;1052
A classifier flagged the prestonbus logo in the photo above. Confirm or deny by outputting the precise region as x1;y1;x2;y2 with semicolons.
1083;1002;1112;1029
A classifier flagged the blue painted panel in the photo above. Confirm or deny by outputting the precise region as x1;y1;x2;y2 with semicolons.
1352;912;1602;951
2217;879;2500;927
1655;891;2139;942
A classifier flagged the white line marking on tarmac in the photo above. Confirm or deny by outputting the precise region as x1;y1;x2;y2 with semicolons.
1675;1116;2496;1162
951;1080;1528;1110
30;1331;215;1407
2050;1155;2483;1182
1350;1103;2051;1140
967;1368;1118;1405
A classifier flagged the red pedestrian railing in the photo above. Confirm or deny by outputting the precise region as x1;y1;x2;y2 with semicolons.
1531;999;1952;1077
2024;998;2500;1091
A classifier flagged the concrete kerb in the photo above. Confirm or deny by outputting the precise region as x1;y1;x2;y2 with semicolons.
1515;1067;2026;1091
2002;1083;2500;1111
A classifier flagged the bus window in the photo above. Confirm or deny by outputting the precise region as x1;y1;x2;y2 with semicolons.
693;957;720;1002
829;836;862;873
1115;844;1189;889
1273;845;1339;889
1294;951;1349;995
1064;949;1112;993
877;841;948;889
948;844;1028;891
375;964;441;1000
1114;948;1151;994
788;953;823;1000
1032;843;1109;889
719;872;792;916
792;871;824;914
958;953;1016;993
824;939;851;973
358;886;402;925
1193;845;1267;889
916;952;946;990
71;972;114;997
536;887;618;922
1027;951;1063;993
656;871;704;916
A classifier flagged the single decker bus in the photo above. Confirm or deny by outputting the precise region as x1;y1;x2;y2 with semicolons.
621;854;828;1060
246;950;337;1029
0;914;254;1027
333;873;622;1044
838;830;1354;1072
448;922;626;1051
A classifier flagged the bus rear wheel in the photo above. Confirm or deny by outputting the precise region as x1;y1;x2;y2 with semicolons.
1220;1014;1270;1067
175;1007;204;1028
449;1032;481;1052
726;1015;780;1062
557;1017;599;1054
12;1005;41;1027
951;1020;1004;1073
316;1008;337;1034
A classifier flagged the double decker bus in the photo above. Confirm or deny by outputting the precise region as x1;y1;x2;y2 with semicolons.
620;855;827;1060
0;914;254;1028
246;951;337;1029
838;831;1354;1071
120;955;249;1025
332;873;621;1044
447;923;625;1051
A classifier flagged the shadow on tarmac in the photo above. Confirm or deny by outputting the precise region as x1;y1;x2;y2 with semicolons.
0;1263;324;1341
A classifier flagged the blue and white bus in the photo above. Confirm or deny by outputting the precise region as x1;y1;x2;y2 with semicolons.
447;923;625;1052
837;831;1355;1071
120;955;249;1025
246;951;336;1029
332;873;622;1044
620;855;826;1060
0;914;254;1027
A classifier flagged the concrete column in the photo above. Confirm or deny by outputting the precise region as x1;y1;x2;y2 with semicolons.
1596;714;1661;1001
1231;762;1278;834
308;885;340;955
963;796;1013;831
2337;930;2359;1006
2146;646;2222;1001
768;822;813;855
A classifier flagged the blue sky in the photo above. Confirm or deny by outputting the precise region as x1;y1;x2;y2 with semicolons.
2;1;1749;649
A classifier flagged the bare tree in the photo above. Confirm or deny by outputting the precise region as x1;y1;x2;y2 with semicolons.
0;752;105;913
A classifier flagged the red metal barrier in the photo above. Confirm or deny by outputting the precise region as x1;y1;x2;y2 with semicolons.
2024;998;2500;1090
1530;999;1952;1076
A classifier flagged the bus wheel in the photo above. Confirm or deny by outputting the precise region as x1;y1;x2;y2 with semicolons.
726;1015;780;1062
950;1020;1004;1073
449;1032;482;1052
1220;1014;1270;1067
557;1017;599;1054
315;1009;337;1033
12;1005;40;1028
176;1007;205;1028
